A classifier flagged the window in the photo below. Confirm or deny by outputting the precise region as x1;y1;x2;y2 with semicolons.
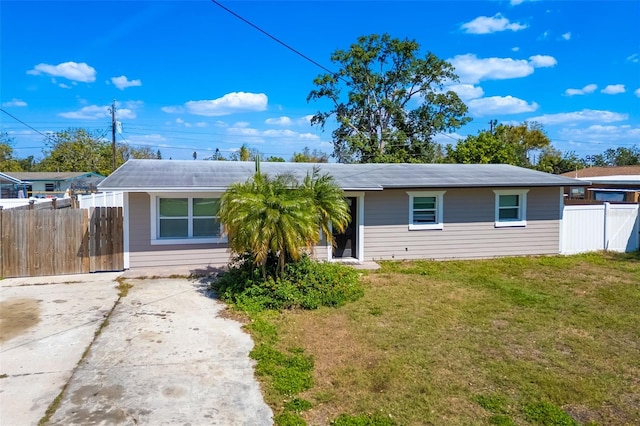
569;187;585;199
45;183;55;192
493;189;528;227
407;191;446;230
151;195;224;244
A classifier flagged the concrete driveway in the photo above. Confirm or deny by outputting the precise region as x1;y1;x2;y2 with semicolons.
0;274;272;426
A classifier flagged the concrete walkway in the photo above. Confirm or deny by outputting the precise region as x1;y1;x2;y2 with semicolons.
49;278;272;426
1;274;272;426
0;272;122;426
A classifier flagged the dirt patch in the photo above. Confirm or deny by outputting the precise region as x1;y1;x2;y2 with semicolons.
0;298;41;343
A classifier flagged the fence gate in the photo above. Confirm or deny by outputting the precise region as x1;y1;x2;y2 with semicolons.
0;207;124;278
561;203;639;254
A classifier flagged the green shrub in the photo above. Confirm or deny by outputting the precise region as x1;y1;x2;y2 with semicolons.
331;413;396;426
251;344;314;396
275;411;306;426
284;397;313;413
212;254;363;313
522;401;578;426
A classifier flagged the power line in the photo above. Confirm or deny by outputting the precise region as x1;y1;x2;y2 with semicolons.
209;0;337;76
0;108;54;140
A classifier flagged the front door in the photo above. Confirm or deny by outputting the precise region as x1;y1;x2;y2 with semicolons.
332;197;357;259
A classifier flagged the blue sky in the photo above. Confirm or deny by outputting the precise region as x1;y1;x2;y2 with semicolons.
1;0;639;163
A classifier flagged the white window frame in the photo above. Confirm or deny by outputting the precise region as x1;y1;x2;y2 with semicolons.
149;193;226;245
407;191;446;230
493;189;528;228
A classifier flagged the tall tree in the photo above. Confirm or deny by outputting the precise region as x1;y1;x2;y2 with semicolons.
446;122;551;167
588;146;640;166
38;128;113;175
495;122;550;168
536;147;585;174
445;131;518;165
308;33;470;163
291;146;329;163
0;131;22;171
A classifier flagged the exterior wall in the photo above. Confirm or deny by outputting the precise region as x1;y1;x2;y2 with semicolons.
128;192;231;269
363;187;561;261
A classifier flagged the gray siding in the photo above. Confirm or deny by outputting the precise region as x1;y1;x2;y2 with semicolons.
363;187;560;260
128;192;231;269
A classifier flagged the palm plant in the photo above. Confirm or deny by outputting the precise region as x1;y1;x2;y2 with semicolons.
219;168;349;278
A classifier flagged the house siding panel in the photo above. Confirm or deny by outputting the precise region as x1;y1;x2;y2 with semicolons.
128;192;231;268
363;188;560;260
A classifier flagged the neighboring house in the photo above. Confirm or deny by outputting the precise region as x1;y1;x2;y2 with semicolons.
561;166;640;203
99;160;586;271
4;172;105;198
0;172;28;198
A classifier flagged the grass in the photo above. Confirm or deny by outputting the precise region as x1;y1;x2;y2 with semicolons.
243;252;640;425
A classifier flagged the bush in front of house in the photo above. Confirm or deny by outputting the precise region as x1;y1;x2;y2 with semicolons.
212;254;363;313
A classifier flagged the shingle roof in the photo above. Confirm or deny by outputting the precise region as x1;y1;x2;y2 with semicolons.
5;172;104;181
99;160;584;191
560;166;640;178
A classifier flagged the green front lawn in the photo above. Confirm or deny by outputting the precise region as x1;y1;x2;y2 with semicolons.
243;252;640;425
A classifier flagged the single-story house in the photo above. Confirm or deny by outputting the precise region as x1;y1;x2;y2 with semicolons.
3;172;105;198
98;160;587;270
561;166;640;203
0;172;28;198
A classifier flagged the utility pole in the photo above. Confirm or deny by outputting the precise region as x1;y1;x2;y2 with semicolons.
109;99;116;172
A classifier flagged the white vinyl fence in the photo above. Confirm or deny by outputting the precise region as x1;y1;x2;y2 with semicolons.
561;203;639;254
77;192;124;209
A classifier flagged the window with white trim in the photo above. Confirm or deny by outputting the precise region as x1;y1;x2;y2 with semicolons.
151;195;225;245
407;191;446;230
493;189;528;227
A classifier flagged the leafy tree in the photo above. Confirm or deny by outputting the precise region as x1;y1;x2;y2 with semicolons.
291;146;328;163
264;156;286;162
219;169;349;278
446;122;551;167
0;131;22;171
495;122;550;168
308;33;470;163
587;146;640;166
38;128;112;175
38;128;161;175
536;147;585;174
445;131;518;164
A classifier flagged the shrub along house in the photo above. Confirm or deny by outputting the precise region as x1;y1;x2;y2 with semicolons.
98;160;586;271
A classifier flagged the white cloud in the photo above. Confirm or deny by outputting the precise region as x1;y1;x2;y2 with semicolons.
184;92;268;116
2;98;27;107
59;83;72;89
511;0;525;5
512;46;520;52
126;134;167;146
564;84;597;96
433;132;465;144
561;32;571;41
460;13;527;34
446;84;484;101
528;109;628;125
265;116;293;126
601;84;626;95
174;117;208;128
635;88;640;97
627;53;639;63
27;61;96;82
529;55;557;68
468;96;538;116
449;54;556;84
300;115;314;124
161;106;183;114
59;104;136;120
539;30;550;40
111;75;142;90
560;124;640;144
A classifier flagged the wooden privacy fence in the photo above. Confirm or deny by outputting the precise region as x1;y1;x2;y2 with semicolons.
0;207;124;278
